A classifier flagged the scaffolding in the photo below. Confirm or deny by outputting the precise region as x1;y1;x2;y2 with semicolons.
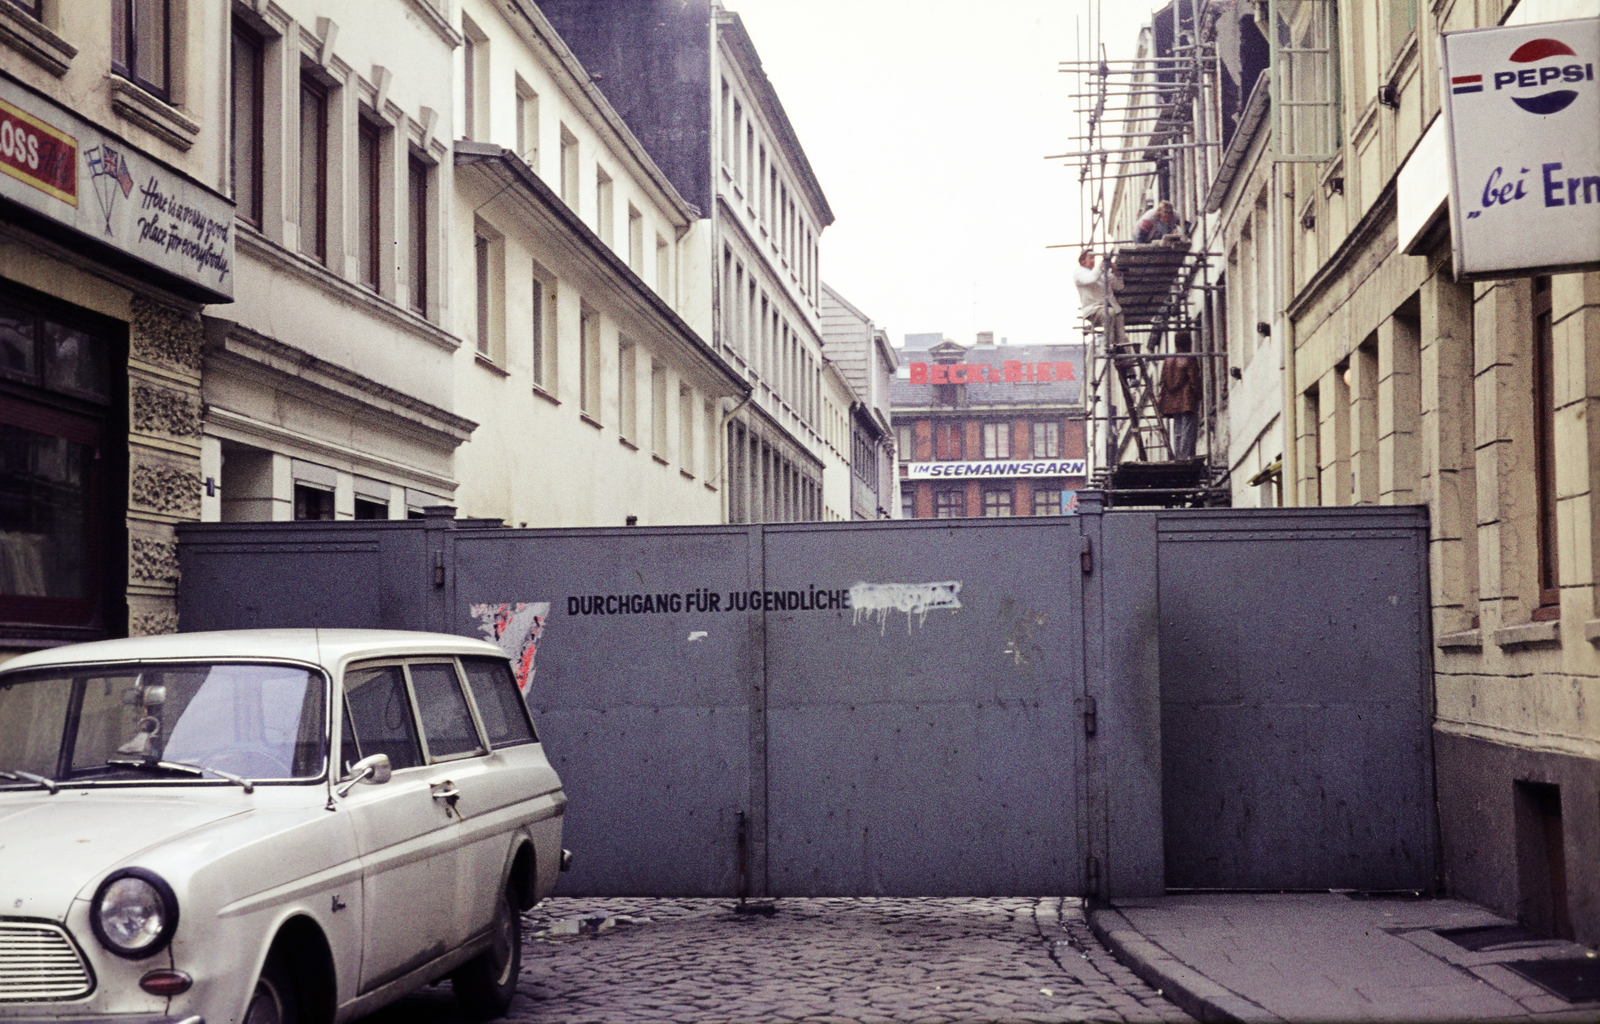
1055;0;1231;508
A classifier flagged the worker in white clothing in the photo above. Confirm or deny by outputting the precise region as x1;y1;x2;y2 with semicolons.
1074;249;1124;346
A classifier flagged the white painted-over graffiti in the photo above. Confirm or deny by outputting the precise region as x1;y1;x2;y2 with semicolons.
849;581;963;635
469;601;551;694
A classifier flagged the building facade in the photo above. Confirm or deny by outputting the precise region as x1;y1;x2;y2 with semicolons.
532;0;839;523
1089;0;1600;940
449;0;746;528
891;336;1086;520
820;283;897;520
0;1;236;648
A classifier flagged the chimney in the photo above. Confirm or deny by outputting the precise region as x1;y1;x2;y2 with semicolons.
975;331;995;347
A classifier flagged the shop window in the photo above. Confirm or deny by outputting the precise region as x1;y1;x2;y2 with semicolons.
934;489;964;519
982;489;1013;517
112;0;170;101
0;291;116;632
293;484;334;521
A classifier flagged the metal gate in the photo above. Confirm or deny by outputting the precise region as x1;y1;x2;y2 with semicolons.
176;501;1433;897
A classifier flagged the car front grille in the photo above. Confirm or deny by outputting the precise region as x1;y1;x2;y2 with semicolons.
0;921;93;1001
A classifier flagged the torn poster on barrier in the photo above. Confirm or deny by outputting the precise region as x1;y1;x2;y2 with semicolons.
849;581;963;635
470;601;550;693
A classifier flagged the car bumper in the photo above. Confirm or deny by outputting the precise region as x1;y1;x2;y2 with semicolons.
1;1017;202;1024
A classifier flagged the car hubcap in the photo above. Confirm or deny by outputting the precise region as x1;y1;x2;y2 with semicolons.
491;895;515;987
244;977;283;1024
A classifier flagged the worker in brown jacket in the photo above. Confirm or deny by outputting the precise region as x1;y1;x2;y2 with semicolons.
1156;331;1201;459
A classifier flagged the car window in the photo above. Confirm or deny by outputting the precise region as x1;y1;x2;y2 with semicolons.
460;656;537;748
408;662;483;760
0;671;72;780
340;703;361;777
344;665;422;771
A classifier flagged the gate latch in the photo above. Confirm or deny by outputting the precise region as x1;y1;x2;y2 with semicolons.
1083;695;1097;737
1079;536;1093;575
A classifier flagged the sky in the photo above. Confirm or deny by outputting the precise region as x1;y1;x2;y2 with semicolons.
725;0;1165;349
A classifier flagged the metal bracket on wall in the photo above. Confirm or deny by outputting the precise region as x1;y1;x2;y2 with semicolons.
1083;695;1098;737
1080;536;1094;575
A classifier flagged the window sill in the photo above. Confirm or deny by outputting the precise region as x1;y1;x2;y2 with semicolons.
1434;628;1482;650
474;352;509;377
618;436;638;451
652;453;669;466
108;76;199;151
1492;619;1560;649
0;4;75;76
531;383;559;406
579;412;603;430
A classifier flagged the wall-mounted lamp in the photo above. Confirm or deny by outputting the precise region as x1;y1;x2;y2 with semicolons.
1324;176;1344;198
1255;322;1272;337
1378;84;1400;109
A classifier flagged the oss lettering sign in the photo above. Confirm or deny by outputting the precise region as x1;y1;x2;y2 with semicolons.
0;97;76;206
1442;18;1600;277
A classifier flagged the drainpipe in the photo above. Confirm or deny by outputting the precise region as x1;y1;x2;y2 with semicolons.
1278;159;1298;506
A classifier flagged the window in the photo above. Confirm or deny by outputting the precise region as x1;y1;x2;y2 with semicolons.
7;0;42;18
461;34;476;140
679;384;695;475
474;232;490;356
981;422;1011;459
704;400;717;481
595;167;613;245
617;339;636;440
934;421;963;461
982;489;1013;517
559;124;578;209
515;80;539;170
579;306;600;416
627;205;643;272
293;484;334;521
1533;275;1559;617
230;21;264;227
408;662;483;760
896;424;913;461
651;361;667;457
656;235;670;298
459;657;536;747
934;489;965;518
1033;487;1063;516
354;497;387;520
357;118;381;289
1032;421;1060;459
298;75;328;262
719;80;731;167
407;154;429;316
111;0;169;100
343;666;421;771
531;270;551;389
0;291;115;631
901;485;915;520
731;101;743;183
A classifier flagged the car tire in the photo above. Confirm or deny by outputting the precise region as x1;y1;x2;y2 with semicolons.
244;950;299;1024
452;885;521;1019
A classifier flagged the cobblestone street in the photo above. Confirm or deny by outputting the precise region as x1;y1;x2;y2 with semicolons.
366;897;1192;1024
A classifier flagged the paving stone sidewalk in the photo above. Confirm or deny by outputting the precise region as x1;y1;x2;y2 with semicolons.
1092;893;1600;1023
365;897;1193;1024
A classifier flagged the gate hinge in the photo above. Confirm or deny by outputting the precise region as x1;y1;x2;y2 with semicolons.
1086;854;1101;895
1083;695;1097;737
432;551;446;588
1079;536;1093;575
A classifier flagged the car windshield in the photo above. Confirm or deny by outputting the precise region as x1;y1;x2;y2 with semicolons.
0;661;326;787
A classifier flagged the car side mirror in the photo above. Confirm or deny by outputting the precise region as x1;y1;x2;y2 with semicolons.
335;753;392;796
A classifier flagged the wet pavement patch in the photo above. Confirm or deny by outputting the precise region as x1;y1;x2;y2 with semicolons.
1505;957;1600;1003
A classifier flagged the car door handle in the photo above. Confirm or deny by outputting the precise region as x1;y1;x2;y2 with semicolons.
430;781;460;810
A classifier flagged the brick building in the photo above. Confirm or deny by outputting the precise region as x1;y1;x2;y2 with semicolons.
891;335;1086;519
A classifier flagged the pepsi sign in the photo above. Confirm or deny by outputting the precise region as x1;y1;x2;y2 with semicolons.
1442;18;1600;278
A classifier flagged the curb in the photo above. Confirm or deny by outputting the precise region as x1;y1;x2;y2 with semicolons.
1088;907;1284;1024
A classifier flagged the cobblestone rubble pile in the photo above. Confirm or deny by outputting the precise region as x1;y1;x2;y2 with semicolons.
367;897;1192;1024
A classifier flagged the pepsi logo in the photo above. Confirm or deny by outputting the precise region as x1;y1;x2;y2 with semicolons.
1461;37;1595;115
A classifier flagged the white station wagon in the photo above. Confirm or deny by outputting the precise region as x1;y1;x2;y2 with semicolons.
0;629;569;1024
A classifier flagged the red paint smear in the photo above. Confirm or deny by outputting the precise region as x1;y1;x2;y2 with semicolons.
1509;38;1577;63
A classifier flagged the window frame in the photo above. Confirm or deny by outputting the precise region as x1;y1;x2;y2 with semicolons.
356;116;382;290
112;0;171;102
1532;275;1559;618
981;422;1011;460
230;19;265;228
297;72;329;264
933;488;965;519
982;488;1014;518
407;153;430;317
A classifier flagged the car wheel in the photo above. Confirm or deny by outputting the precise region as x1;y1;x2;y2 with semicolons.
244;951;299;1024
452;885;521;1020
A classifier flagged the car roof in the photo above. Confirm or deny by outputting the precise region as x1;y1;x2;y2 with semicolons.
0;629;506;674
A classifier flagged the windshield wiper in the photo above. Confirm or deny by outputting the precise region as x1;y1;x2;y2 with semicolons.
106;758;255;793
0;768;58;794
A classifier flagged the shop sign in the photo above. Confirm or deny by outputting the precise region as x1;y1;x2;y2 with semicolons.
907;360;1077;384
0;79;233;300
1442;18;1600;277
906;459;1086;480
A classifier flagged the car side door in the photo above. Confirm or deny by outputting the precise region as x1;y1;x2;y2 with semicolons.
338;661;462;994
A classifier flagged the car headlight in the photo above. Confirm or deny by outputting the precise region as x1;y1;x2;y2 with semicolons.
91;868;179;959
